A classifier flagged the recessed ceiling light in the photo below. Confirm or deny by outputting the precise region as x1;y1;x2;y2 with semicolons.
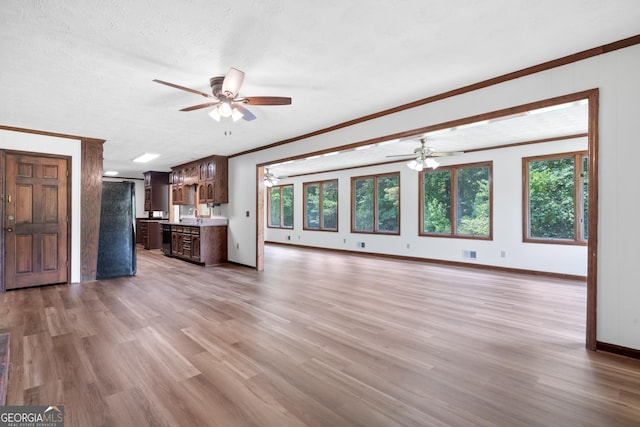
455;120;490;130
104;171;119;176
378;139;398;146
527;102;574;116
133;153;159;163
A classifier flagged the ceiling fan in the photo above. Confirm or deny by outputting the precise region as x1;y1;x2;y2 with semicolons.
387;138;463;171
263;168;280;187
153;67;291;122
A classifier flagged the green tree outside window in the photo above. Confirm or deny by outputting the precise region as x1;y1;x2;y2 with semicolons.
268;184;293;229
304;180;338;231
352;173;399;234
421;163;491;238
526;153;587;243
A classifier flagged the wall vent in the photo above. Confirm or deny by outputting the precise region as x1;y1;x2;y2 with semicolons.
463;250;477;259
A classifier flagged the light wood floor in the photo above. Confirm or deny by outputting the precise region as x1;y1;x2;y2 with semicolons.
1;244;639;426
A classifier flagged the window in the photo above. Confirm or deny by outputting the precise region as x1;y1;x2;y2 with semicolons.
304;180;338;231
268;184;293;228
524;152;588;244
352;173;400;234
420;162;492;238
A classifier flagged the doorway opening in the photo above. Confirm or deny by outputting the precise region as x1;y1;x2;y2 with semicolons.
255;89;598;349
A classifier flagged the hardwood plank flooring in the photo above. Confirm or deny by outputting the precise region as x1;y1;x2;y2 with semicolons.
1;244;639;426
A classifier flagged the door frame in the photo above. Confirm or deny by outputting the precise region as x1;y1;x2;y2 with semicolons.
0;149;72;292
255;89;599;350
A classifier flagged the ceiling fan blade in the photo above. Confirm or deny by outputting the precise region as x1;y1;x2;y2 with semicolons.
386;154;416;158
241;96;292;106
180;102;218;112
152;79;214;98
234;104;256;121
221;67;245;98
430;151;464;157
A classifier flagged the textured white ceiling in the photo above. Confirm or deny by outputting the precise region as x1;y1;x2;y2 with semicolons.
1;1;638;177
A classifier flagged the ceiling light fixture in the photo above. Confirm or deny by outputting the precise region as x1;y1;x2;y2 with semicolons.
104;171;119;176
407;156;439;171
208;108;221;121
231;107;244;121
527;101;574;116
455;120;490;130
209;101;244;122
133;153;159;163
263;168;279;187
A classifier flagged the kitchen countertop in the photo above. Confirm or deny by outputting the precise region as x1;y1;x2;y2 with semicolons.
166;217;228;226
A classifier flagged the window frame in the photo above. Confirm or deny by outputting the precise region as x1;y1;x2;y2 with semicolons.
419;161;493;240
267;184;294;229
351;172;401;235
303;179;339;232
523;151;588;245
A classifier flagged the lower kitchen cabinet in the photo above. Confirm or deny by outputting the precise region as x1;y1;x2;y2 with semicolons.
170;225;227;265
139;220;162;250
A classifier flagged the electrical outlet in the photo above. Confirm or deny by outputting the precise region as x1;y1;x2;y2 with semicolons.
236;242;240;250
287;235;291;241
501;250;506;258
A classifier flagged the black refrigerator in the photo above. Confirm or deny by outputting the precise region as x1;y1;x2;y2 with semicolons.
96;181;137;279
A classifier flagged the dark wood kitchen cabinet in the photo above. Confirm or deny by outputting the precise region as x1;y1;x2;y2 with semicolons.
171;168;195;206
172;155;227;205
170;225;227;265
143;171;169;212
139;220;162;250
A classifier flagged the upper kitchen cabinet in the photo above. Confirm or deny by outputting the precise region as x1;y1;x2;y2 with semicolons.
172;155;228;205
207;156;227;204
143;171;170;212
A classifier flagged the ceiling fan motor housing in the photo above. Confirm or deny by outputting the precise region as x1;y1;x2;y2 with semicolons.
209;76;226;98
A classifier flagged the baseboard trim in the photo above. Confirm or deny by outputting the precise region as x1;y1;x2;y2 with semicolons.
225;260;257;270
596;341;640;360
264;241;586;282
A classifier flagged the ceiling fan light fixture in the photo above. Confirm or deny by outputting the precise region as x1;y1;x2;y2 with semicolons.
263;168;279;187
218;101;233;117
407;157;439;171
209;107;221;121
231;107;244;122
406;159;423;171
426;158;440;169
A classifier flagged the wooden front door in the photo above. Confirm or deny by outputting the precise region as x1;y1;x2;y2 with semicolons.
4;153;69;289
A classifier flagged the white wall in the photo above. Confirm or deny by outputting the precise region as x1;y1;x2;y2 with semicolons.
265;137;588;277
228;44;640;350
0;130;82;283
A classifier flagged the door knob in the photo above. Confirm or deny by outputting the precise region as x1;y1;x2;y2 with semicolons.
6;227;13;232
